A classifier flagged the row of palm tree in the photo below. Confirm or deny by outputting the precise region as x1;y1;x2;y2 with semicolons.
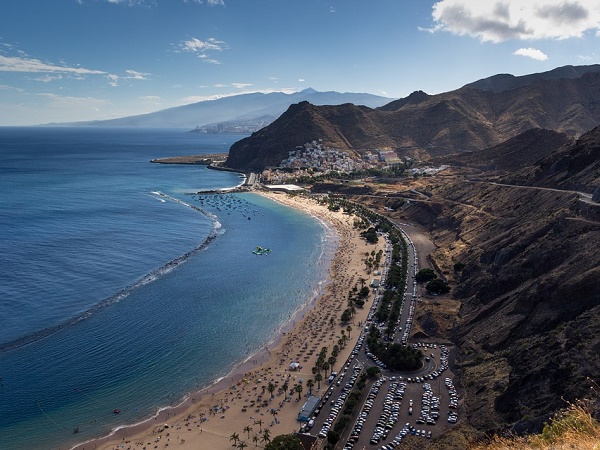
230;426;271;448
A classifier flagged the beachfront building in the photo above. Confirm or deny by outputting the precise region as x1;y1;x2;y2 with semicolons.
264;184;306;193
297;395;321;422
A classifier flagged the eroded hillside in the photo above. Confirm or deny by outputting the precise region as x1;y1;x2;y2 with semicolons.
343;128;600;439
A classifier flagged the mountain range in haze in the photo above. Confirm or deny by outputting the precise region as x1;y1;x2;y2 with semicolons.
50;88;393;130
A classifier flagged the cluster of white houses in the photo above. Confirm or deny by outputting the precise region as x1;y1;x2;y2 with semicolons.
263;140;402;184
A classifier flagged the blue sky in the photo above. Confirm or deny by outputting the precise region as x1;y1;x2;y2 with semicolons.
1;0;599;125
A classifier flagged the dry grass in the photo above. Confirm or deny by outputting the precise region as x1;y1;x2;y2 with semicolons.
470;395;600;450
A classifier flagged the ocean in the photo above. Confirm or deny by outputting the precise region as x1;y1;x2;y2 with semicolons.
0;127;334;450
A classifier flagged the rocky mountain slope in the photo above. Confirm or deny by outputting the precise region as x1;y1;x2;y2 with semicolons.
505;125;600;192
391;127;600;436
434;128;573;173
463;64;600;93
226;65;600;170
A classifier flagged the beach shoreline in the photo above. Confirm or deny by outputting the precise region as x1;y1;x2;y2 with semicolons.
72;190;383;450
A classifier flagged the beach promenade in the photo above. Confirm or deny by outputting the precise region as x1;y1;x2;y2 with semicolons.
72;191;383;450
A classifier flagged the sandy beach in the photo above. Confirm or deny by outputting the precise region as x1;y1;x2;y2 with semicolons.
72;190;384;450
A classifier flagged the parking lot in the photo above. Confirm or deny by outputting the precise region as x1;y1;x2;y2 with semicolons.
301;221;459;449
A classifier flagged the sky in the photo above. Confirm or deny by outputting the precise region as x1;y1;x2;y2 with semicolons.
1;0;600;126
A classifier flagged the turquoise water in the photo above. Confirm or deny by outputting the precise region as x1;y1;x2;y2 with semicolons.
0;128;334;450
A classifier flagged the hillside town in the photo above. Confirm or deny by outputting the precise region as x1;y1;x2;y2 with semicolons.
262;140;405;184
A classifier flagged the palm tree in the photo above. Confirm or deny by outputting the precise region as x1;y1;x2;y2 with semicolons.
230;432;240;447
306;379;314;396
315;372;323;390
328;356;336;372
295;383;303;400
267;382;275;399
261;428;271;444
252;435;259;447
237;442;248;450
346;325;352;338
253;419;263;431
322;361;330;376
243;425;253;439
316;356;325;371
282;381;289;398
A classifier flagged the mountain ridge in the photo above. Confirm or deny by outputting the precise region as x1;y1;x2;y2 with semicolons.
48;88;393;129
226;65;600;170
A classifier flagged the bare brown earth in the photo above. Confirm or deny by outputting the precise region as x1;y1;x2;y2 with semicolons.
333;130;600;442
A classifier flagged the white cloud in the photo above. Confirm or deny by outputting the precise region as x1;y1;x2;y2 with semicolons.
513;47;549;60
231;82;252;89
0;55;107;75
190;0;223;4
103;0;156;6
0;83;24;91
30;74;64;83
179;37;228;53
183;0;225;4
426;0;600;42
124;69;151;80
177;37;228;63
298;78;305;82
107;74;120;87
140;95;161;101
105;69;151;86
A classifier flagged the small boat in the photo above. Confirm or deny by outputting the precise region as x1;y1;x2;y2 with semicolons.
252;246;271;256
113;409;120;414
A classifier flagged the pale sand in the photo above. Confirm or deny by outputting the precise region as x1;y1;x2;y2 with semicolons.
74;191;384;450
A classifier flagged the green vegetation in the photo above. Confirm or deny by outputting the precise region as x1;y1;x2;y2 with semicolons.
426;278;451;295
470;397;600;450
323;195;422;368
264;434;304;450
415;267;437;283
360;227;378;244
366;325;422;371
366;366;381;378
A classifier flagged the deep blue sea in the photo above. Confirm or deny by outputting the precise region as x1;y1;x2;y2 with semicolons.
0;128;334;450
